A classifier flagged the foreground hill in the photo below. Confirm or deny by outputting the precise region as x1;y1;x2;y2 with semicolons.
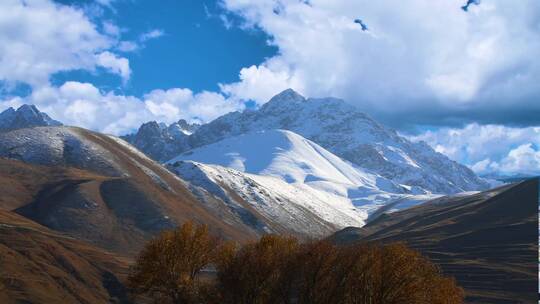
0;126;368;252
0;209;130;304
331;179;539;303
0;127;259;253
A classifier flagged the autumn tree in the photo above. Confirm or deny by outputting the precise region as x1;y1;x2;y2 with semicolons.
127;221;220;304
215;237;464;304
294;240;342;304
130;231;464;304
336;242;465;304
215;234;299;304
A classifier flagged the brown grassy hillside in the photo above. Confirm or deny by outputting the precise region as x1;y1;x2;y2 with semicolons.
0;127;263;254
0;209;131;304
331;179;539;303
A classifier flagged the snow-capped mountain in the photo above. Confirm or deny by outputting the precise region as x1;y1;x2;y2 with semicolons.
121;119;200;161
168;129;436;229
0;104;62;131
169;161;353;236
188;89;489;194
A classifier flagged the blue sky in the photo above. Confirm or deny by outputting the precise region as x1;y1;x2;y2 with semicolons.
0;0;539;176
52;0;277;96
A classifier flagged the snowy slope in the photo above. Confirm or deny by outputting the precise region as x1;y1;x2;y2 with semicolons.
172;130;402;191
168;130;433;228
0;126;124;176
188;89;490;194
169;161;356;236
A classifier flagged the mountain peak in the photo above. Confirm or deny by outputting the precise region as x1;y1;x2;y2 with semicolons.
0;104;62;131
17;104;39;115
260;88;306;115
171;119;200;135
123;119;192;161
269;88;305;103
136;121;163;138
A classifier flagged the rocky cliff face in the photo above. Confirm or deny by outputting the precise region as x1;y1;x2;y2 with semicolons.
0;104;62;131
121;119;199;161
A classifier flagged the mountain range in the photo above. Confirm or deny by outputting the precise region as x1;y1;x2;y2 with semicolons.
0;96;536;304
0;91;493;237
126;89;490;194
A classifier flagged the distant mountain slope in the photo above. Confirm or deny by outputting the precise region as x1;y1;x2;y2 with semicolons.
331;179;539;303
0;127;260;253
121;119;199;161
169;130;434;230
187;89;489;194
0;209;130;304
0;104;62;131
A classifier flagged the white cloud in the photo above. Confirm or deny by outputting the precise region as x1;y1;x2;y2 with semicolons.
96;0;115;8
471;158;494;174
115;29;164;53
143;88;242;124
1;81;244;135
220;59;304;104
102;20;121;37
220;0;540;125
140;29;164;41
0;0;131;87
117;41;139;52
95;51;131;83
2;0;539;178
410;124;540;175
499;144;540;175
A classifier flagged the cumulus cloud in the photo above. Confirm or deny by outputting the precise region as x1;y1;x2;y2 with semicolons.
143;88;242;124
0;0;131;87
220;58;305;104
95;51;131;83
2;0;539;177
0;1;236;135
410;124;540;175
0;81;244;135
498;144;540;175
220;0;540;127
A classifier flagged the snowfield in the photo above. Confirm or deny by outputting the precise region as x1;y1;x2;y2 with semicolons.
169;129;436;228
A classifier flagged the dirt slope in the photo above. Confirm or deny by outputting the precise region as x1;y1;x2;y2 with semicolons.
0;209;131;304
